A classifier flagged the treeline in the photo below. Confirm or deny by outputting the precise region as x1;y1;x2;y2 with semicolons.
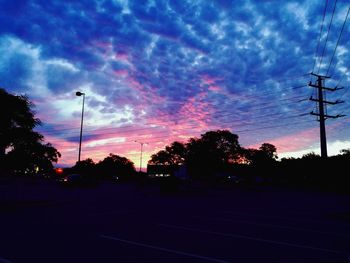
66;154;136;181
149;130;350;193
274;151;350;191
149;130;278;178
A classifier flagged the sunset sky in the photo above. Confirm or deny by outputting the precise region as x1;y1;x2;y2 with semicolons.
1;0;350;168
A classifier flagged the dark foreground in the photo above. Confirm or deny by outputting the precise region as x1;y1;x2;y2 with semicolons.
0;178;349;263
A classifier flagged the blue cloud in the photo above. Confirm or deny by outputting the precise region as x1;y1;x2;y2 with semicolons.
2;56;32;90
1;0;350;163
0;37;34;92
45;63;83;93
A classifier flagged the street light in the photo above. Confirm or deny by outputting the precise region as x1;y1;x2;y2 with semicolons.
134;141;147;172
76;91;85;163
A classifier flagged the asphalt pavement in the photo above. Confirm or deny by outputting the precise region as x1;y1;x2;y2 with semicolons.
0;178;349;263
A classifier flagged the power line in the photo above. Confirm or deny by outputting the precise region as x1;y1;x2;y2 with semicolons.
44;110;310;140
34;79;309;137
45;113;312;147
326;6;350;76
36;87;309;135
317;0;338;74
36;97;308;138
41;116;303;143
53;119;313;150
312;0;329;74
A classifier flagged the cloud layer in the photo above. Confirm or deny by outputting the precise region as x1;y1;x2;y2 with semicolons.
1;0;349;166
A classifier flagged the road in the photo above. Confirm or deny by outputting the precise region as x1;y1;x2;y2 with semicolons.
0;178;349;262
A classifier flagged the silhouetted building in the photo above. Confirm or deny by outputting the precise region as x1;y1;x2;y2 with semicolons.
147;164;189;179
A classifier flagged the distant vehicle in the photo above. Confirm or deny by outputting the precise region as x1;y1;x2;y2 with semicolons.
58;173;97;187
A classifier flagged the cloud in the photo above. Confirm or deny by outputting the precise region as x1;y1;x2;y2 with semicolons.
1;0;350;166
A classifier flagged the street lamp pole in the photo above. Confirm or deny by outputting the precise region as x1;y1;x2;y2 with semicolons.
76;91;85;163
134;141;147;172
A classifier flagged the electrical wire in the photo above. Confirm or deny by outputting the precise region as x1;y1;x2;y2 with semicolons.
326;6;350;76
35;95;309;137
317;0;338;75
312;0;329;74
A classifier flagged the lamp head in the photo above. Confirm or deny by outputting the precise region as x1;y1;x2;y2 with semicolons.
76;91;84;96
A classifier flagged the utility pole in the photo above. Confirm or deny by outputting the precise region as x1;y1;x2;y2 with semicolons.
309;73;345;158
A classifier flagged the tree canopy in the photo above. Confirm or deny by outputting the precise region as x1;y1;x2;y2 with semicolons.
147;130;282;178
243;143;278;165
71;158;96;175
148;130;246;178
149;141;187;165
0;88;60;175
96;153;136;180
186;130;242;177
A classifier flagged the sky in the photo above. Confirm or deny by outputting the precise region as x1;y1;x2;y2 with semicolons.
1;0;350;168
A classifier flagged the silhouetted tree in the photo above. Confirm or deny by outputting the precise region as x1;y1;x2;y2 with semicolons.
0;88;60;174
0;88;40;158
149;141;187;165
186;130;241;178
165;141;187;164
243;143;278;166
301;152;320;160
340;148;350;156
6;141;60;175
260;143;278;160
72;158;96;175
149;150;173;165
242;148;260;165
96;153;135;180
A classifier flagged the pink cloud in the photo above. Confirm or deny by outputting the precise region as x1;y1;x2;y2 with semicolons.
115;53;129;62
202;75;218;85
208;85;222;92
42;134;79;167
113;69;129;77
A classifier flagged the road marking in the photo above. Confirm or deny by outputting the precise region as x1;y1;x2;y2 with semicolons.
192;216;349;238
222;211;350;226
0;257;14;263
100;234;230;263
159;224;345;255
